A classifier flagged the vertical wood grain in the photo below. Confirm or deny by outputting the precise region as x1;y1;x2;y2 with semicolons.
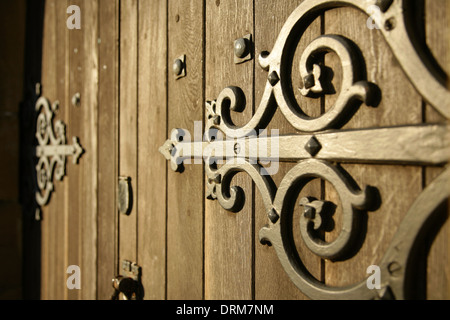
40;0;56;300
64;0;99;300
40;0;100;301
425;0;450;300
167;0;204;300
80;0;99;300
66;0;83;300
36;0;449;300
323;7;423;289
137;0;168;300
40;0;71;300
254;0;323;300
119;0;138;270
54;0;69;300
97;0;119;300
204;0;253;300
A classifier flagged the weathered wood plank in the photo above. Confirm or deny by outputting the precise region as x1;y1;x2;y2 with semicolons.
119;0;138;273
40;0;65;300
76;0;99;300
167;0;204;300
63;0;100;300
205;0;253;300
425;0;449;124
323;7;423;292
97;0;119;300
34;0;449;301
39;0;54;300
254;0;323;300
425;0;450;300
137;0;167;300
53;0;69;300
66;0;84;301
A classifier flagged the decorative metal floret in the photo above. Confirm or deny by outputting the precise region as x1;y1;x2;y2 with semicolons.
160;0;450;300
35;96;84;207
304;136;321;157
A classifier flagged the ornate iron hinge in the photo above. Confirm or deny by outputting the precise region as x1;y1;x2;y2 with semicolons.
160;0;449;300
34;95;84;210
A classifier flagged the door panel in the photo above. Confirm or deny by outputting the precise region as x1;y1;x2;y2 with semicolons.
118;0;138;283
137;0;167;301
40;0;68;300
425;0;450;299
40;0;100;300
35;0;449;300
167;0;204;300
205;0;254;300
254;0;323;300
322;6;424;288
77;0;99;300
97;0;119;300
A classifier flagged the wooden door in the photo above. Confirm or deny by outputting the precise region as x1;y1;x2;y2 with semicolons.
34;0;449;300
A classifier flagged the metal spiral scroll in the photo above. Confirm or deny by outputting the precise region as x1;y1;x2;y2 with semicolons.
35;96;84;207
160;0;450;299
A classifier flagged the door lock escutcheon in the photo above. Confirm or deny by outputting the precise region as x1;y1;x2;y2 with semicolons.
111;260;143;300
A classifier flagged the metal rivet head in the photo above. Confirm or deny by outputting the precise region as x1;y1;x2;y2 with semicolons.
173;55;186;79
234;38;249;58
268;71;280;86
173;59;183;76
212;115;221;125
260;238;272;246
268;209;279;224
260;51;270;59
303;206;316;219
234;143;241;155
35;83;41;96
384;18;395;31
303;74;315;89
35;208;42;221
211;174;221;184
234;34;252;64
71;93;81;107
305;136;322;157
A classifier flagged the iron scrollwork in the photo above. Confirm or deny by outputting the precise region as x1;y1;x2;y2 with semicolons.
35;96;84;207
160;0;449;299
